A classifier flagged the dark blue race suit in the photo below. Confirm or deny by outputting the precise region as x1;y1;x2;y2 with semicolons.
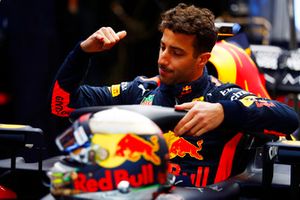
51;43;299;187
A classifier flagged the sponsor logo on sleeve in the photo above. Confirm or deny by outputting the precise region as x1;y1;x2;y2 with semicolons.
111;84;121;97
138;84;150;96
192;96;204;102
51;81;75;117
220;88;250;100
140;94;155;105
220;88;234;96
239;96;256;107
120;82;128;91
230;91;249;100
255;100;275;108
239;96;275;108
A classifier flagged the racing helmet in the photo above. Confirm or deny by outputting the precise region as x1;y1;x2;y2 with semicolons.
208;40;270;98
48;107;169;200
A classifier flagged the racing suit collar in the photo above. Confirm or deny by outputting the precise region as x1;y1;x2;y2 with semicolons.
159;68;210;100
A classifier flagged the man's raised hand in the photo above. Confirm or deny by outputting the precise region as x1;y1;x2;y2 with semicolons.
80;27;127;53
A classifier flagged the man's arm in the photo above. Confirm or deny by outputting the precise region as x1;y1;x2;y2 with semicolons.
50;27;127;117
174;87;299;137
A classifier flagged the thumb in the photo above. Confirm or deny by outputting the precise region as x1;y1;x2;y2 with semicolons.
175;102;195;111
117;30;127;40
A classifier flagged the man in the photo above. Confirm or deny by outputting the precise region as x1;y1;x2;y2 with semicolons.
51;3;299;187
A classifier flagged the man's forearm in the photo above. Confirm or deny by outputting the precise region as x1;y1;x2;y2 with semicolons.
50;43;90;117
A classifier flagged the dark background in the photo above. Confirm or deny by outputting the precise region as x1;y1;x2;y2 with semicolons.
0;0;299;156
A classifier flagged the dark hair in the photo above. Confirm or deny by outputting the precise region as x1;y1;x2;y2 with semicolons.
159;3;217;56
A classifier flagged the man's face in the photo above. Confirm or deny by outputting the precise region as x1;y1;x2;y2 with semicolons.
158;28;206;85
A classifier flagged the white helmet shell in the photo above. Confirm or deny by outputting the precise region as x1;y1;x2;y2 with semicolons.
89;107;162;135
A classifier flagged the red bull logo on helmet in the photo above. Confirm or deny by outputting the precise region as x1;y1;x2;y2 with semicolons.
73;164;154;192
116;134;161;165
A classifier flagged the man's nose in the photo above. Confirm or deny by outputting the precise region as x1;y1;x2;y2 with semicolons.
158;51;169;66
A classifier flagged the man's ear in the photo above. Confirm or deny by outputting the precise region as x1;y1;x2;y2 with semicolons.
197;52;211;67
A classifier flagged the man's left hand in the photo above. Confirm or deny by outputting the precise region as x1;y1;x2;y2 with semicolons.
174;101;224;137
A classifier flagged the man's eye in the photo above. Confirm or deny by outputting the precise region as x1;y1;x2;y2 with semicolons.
173;50;183;56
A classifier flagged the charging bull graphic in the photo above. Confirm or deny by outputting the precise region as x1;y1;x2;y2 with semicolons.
116;134;161;165
169;138;203;160
164;131;204;160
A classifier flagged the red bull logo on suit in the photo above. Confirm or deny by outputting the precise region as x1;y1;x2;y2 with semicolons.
164;131;204;160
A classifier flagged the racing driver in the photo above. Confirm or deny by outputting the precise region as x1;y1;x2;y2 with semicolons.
50;3;299;187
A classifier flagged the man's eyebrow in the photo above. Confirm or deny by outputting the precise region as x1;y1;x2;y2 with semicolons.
170;45;185;53
160;41;185;53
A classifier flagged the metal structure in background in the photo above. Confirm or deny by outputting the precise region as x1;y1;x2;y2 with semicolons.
288;0;298;50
